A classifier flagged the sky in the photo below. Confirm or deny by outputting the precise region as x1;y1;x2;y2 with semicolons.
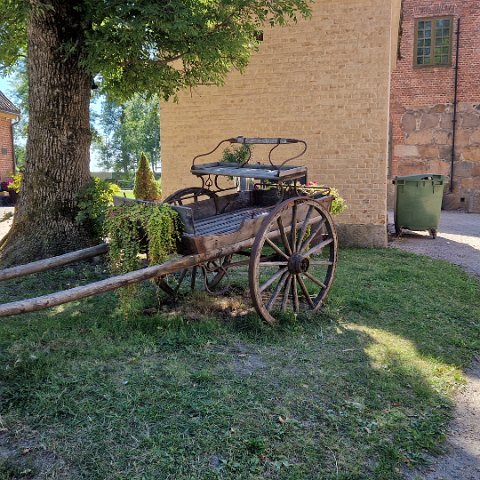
0;76;15;98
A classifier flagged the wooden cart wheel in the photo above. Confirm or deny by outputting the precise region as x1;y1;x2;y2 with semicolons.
163;187;218;206
201;255;233;294
159;187;230;296
249;197;338;324
157;256;233;297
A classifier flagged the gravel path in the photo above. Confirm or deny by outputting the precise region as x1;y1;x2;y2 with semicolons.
389;210;480;480
389;210;480;279
0;206;14;241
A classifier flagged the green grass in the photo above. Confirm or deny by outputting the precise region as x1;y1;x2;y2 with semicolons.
0;249;479;479
120;189;135;199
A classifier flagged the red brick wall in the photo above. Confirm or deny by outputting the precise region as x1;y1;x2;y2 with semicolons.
390;0;480;212
0;116;15;180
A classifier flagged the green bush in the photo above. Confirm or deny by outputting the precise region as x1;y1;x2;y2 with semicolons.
75;177;121;240
133;153;160;201
330;187;347;216
104;202;182;314
11;172;23;193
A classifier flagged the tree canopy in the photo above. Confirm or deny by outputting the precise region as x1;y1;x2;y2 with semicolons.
1;0;311;101
0;0;312;266
95;94;160;174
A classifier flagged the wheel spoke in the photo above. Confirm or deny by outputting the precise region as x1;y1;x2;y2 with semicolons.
260;266;288;292
281;275;292;312
277;217;292;255
292;275;299;313
303;271;327;289
298;275;314;308
299;217;326;253
190;266;197;290
296;205;314;251
309;259;334;266
303;237;333;257
259;261;289;267
265;237;289;260
175;269;189;292
266;272;289;311
290;203;298;252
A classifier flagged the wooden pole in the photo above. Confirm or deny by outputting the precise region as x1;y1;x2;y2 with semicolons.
0;203;328;318
0;238;256;318
0;243;109;283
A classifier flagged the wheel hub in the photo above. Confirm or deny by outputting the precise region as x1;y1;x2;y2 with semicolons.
288;254;309;274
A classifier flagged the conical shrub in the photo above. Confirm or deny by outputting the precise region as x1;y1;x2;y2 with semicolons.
133;153;160;201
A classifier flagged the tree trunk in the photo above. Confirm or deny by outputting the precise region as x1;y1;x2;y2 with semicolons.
0;1;93;266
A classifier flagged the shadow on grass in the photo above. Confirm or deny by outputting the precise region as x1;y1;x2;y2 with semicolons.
0;249;479;478
332;248;480;367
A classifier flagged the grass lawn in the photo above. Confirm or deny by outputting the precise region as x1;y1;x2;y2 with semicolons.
120;189;135;199
0;248;479;479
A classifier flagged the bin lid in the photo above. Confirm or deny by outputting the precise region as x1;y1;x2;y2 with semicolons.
393;174;444;184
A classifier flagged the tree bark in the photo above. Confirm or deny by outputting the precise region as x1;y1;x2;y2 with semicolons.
0;1;93;266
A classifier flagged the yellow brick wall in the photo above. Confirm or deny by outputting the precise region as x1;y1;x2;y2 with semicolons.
161;0;401;247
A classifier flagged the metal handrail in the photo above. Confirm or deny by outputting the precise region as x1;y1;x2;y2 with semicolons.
191;136;308;170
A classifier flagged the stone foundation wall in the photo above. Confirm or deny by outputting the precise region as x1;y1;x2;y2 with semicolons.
394;102;480;212
336;224;387;249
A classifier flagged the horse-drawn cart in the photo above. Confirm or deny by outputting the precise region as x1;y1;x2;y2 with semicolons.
0;137;338;324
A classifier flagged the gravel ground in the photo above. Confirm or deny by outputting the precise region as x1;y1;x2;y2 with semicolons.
0;206;14;241
389;210;480;480
388;210;480;279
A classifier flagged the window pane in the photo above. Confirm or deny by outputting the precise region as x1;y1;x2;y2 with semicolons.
436;18;451;65
437;19;450;28
416;18;447;66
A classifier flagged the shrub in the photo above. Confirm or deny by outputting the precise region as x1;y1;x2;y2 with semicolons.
330;187;347;216
221;144;251;164
104;203;182;314
133;153;160;201
297;182;347;216
75;177;121;240
11;173;22;193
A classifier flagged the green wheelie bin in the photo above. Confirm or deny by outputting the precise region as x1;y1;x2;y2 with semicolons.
393;174;445;239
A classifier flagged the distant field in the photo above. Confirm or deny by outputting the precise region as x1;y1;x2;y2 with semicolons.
120;189;135;199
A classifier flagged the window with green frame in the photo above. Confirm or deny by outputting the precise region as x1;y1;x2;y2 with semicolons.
414;17;453;66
